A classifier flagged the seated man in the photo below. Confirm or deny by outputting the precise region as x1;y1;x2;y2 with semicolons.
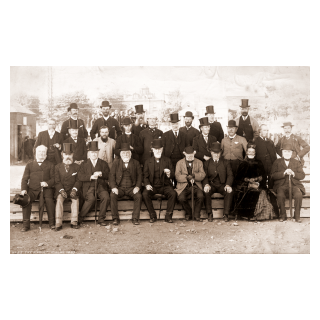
271;143;305;223
175;146;206;222
142;139;177;223
203;142;233;222
54;143;82;231
78;141;110;226
20;145;55;231
110;143;142;225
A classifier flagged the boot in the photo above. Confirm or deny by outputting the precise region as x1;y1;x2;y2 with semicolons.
224;214;229;222
165;213;173;223
208;213;213;222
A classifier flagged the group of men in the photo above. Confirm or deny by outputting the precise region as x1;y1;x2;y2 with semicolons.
16;99;310;232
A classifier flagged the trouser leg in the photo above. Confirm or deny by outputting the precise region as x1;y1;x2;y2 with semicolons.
79;187;95;222
216;184;233;215
142;188;156;218
292;186;303;220
276;187;287;220
178;188;192;217
44;193;55;227
97;187;110;223
70;198;79;225
22;191;36;229
163;186;177;214
110;188;125;220
204;187;215;214
55;194;65;227
127;188;142;220
194;187;204;219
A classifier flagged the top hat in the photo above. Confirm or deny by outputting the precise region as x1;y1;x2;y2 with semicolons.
240;99;250;108
184;146;195;154
199;117;210;127
208;142;222;153
281;122;294;127
67;103;78;112
100;101;111;109
169;114;180;123
227;120;238;127
62;143;74;154
120;143;131;152
68;121;79;130
184;111;194;118
87;141;99;152
281;143;294;151
151;139;163;149
12;194;30;208
205;105;215;115
135;104;145;114
121;117;132;126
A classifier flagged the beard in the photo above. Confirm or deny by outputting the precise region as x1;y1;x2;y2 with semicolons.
241;112;248;117
101;136;108;142
63;158;73;164
121;156;131;163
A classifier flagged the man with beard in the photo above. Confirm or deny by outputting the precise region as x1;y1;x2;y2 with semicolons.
115;117;143;162
63;121;87;165
205;105;224;143
93;126;116;168
179;111;200;146
132;104;148;136
175;146;206;221
34;118;64;165
142;139;176;223
193;117;217;162
20;145;55;231
235;99;259;142
54;143;82;230
90;101;122;141
110;143;142;225
78;141;110;226
60;103;88;141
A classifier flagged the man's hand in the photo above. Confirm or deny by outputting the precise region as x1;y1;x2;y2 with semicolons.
164;168;170;177
90;175;98;180
40;181;48;187
53;143;61;150
112;188;118;195
284;169;295;177
249;178;255;183
204;156;211;161
187;174;194;181
224;185;232;193
204;184;211;193
60;189;68;198
146;185;153;191
133;187;140;194
130;146;134;150
70;189;77;199
20;190;27;196
94;171;102;177
74;160;83;165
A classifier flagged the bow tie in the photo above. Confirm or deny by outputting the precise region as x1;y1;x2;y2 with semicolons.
37;162;43;164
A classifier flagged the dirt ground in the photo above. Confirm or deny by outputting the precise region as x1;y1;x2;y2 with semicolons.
10;217;310;254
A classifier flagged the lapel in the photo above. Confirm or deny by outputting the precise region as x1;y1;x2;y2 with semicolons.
159;157;165;178
149;158;155;183
34;160;44;171
118;159;124;175
191;159;196;174
281;158;288;170
128;159;135;180
200;134;207;147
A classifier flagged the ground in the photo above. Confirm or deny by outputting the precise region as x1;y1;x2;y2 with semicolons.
10;218;310;254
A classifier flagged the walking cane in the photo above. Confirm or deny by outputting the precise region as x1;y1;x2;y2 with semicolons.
191;180;194;222
158;170;166;220
94;179;98;225
288;174;293;220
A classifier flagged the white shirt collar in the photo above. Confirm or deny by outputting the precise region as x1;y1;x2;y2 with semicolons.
90;159;97;166
48;129;55;135
173;130;179;135
186;125;192;130
242;115;248;121
125;132;131;135
260;136;267;140
70;116;78;120
285;133;292;139
202;134;208;137
103;116;109;121
229;134;237;139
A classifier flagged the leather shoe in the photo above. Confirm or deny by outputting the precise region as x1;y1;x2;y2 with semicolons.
20;227;30;232
279;219;284;222
50;226;56;230
165;214;173;223
70;224;79;229
55;226;62;231
296;219;302;223
113;219;120;225
150;217;157;223
98;222;108;226
224;215;229;222
208;214;213;222
133;219;140;225
185;215;192;221
196;218;203;222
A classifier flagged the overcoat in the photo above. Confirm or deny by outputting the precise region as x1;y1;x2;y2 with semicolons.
192;134;217;161
209;121;224;143
162;130;188;160
60;118;88;140
90;117;122;141
139;127;163;165
179;126;200;146
202;158;233;187
114;133;143;162
63;136;87;161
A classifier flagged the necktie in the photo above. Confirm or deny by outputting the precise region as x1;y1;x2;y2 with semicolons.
74;139;77;143
65;165;70;172
174;132;177;138
204;136;208;143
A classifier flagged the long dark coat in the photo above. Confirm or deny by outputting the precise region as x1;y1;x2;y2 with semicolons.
114;133;143;162
60;118;88;140
255;136;277;169
139;128;163;165
209;121;224;143
162;130;189;162
63;137;87;161
192;134;217;161
179;126;200;146
90;117;122;141
202;158;233;187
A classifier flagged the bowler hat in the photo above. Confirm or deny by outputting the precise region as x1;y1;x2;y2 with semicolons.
205;105;215;115
227;120;238;127
151;139;163;149
169;114;180;123
240;99;250;108
135;104;145;114
100;101;111;109
12;194;30;208
281;143;294;151
281;122;294;127
62;143;74;154
184;146;195;154
120;143;131;152
68;121;79;130
199;117;210;128
87;141;99;152
121;117;132;126
184;111;194;118
67;103;78;112
208;142;222;153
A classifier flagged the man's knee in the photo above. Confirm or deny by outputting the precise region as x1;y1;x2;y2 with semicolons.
133;192;142;200
99;191;110;201
57;194;65;202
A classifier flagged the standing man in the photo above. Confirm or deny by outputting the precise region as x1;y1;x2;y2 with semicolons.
179;111;200;146
20;145;55;231
54;143;82;230
18;131;23;162
23;136;34;161
203;142;233;222
235;99;259;142
109;143;142;225
132;104;148;136
60;103;88;141
78;141;110;226
142;139;176;223
271;144;305;223
193;117;217;162
34;118;64;165
175;146;206;222
205;105;224;143
221;120;248;177
275;122;310;167
90;101;122;141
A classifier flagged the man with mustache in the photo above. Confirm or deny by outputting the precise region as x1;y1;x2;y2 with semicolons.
179;111;200;146
132;105;149;136
205;105;224;143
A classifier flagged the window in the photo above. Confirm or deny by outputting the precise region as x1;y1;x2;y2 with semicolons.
23;117;27;125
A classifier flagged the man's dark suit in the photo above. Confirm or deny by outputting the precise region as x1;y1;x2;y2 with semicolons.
115;133;143;162
60;118;88;140
132;123;148;136
209;121;224;143
90;116;122;141
179;126;200;146
192;134;217;161
63;137;87;162
139;127;163;165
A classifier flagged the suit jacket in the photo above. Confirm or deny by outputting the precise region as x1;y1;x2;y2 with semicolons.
109;158;142;189
90;117;122;140
192;134;217;161
115;133;143;162
60;118;88;140
132;123;149;136
54;162;82;198
255;136;277;166
162;130;189;160
270;158;305;194
139;127;163;165
143;156;175;187
175;158;206;196
235;115;259;136
203;158;233;187
78;158;110;196
63;137;87;161
209;121;224;143
179;126;200;146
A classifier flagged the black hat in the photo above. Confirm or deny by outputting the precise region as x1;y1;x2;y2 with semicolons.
135;105;145;114
281;143;294;151
67;103;78;112
151;139;163;149
184;111;194;118
205;105;215;115
68;121;79;130
281;122;294;127
120;143;131;151
87;141;99;151
208;142;222;153
199;117;210;127
121;117;132;126
100;101;111;109
169;114;180;123
62;143;74;154
184;146;195;154
12;194;30;208
227;120;238;127
240;99;250;108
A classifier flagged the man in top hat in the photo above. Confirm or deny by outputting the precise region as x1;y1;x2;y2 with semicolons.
175;146;206;221
235;99;259;142
90;101;122;141
109;143;142;225
162;113;189;171
34;118;64;165
193;117;217;162
54;143;82;230
275;122;310;167
115;117;143;162
139;114;163;166
270;143;306;223
132;104;149;136
142;139;176;223
20;145;56;232
179;111;200;146
63;121;87;165
77;141;110;226
205;105;224;143
203;142;233;222
60;103;89;141
221;120;248;176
